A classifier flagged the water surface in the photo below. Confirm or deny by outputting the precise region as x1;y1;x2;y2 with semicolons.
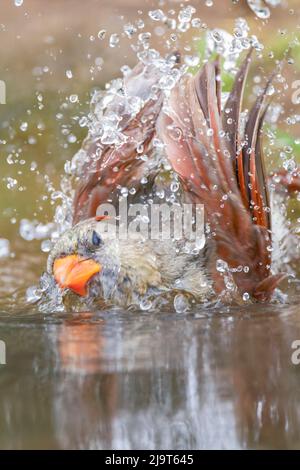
1;253;300;449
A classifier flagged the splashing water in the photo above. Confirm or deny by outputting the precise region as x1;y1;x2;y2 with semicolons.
1;1;299;314
247;0;283;19
0;239;10;259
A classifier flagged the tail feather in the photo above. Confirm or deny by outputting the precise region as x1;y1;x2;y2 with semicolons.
196;61;237;194
223;49;253;164
243;76;273;229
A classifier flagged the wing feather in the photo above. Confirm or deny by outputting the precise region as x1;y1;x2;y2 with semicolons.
159;53;283;300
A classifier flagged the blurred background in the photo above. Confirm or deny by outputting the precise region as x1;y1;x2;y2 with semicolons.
0;0;299;288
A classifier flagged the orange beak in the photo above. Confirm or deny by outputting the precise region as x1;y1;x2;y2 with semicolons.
53;255;101;296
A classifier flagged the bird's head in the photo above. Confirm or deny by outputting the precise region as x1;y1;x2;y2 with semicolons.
47;216;162;306
47;217;118;297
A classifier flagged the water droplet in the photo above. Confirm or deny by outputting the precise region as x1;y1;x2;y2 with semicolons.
283;159;296;172
184;55;200;67
6;177;17;189
135;18;144;29
247;0;270;19
212;29;222;43
26;286;42;303
97;29;106;40
170;181;180;193
6;154;14;165
20;219;35;240
153;138;165;149
178;6;196;23
19;219;54;241
191;18;202;28
28;136;37;145
14;0;23;6
109;34;120;48
243;292;250;301
174;294;190;313
0;239;10;258
69;94;78;103
140;297;152;311
67;134;77;144
178;22;190;33
166;19;177;30
20;122;28;132
216;259;228;273
120;187;128;197
159;75;176;90
284;145;293;154
120;65;131;76
167;125;182;141
141;215;150;224
138;33;151;46
156;189;165;199
124;23;137;38
79;116;88;127
148;9;166;22
66;69;73;79
41;239;52;253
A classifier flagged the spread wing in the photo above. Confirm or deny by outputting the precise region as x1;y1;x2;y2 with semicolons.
72;61;165;224
158;53;287;301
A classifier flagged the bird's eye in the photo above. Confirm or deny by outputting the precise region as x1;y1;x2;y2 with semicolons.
92;230;102;247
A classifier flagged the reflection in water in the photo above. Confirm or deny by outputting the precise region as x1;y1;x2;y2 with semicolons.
1;302;300;449
231;313;300;448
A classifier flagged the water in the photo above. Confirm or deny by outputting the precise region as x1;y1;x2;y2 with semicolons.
0;246;300;449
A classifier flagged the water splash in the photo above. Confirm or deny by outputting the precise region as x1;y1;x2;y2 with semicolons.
0;239;10;259
2;1;297;311
247;0;271;19
206;18;263;73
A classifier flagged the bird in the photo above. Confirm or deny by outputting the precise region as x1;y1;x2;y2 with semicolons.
46;50;300;309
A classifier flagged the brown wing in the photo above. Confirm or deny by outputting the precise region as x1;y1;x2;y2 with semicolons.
222;49;253;166
72;62;164;224
158;54;286;301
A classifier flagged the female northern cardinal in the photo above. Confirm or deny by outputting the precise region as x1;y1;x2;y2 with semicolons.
47;51;300;308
